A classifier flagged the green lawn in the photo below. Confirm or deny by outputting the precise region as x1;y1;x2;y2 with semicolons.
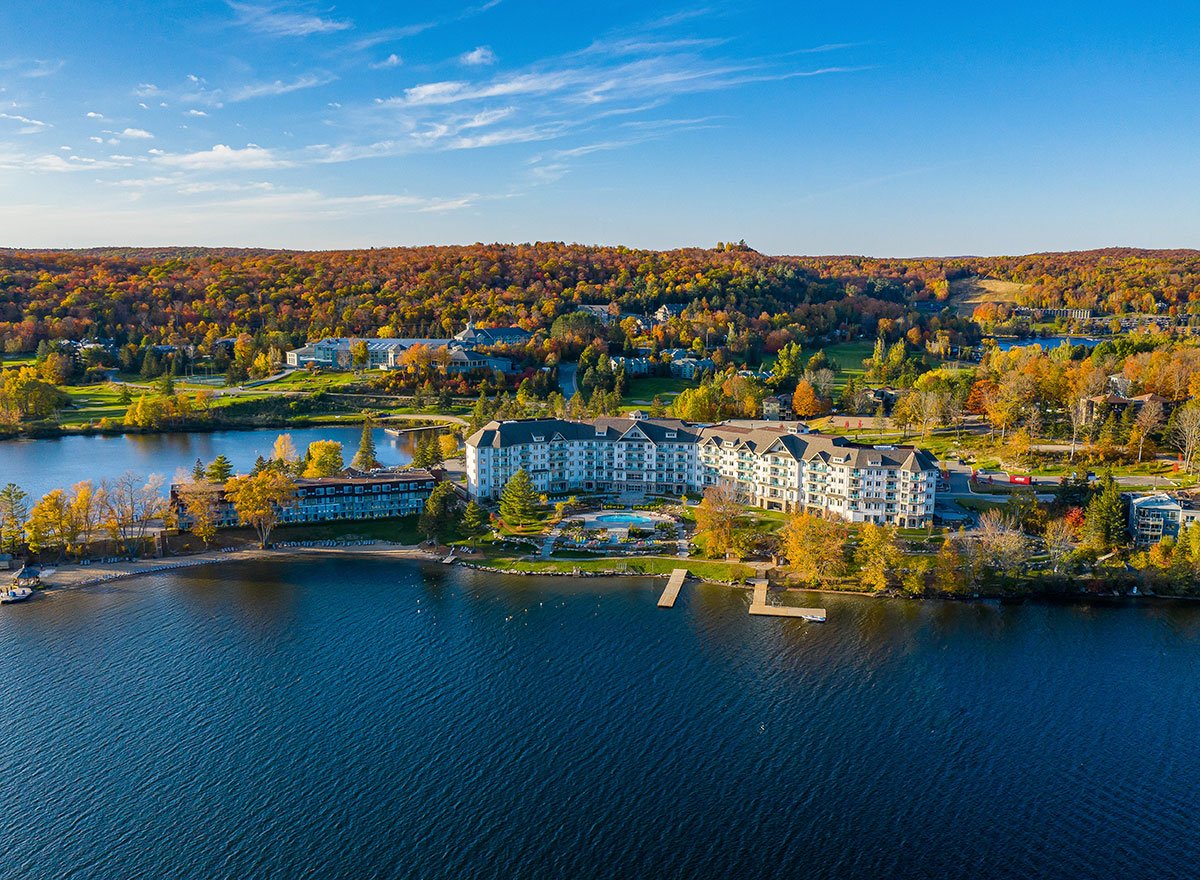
489;554;756;581
622;375;696;404
58;384;130;425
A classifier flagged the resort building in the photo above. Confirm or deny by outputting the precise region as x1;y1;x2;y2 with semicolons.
1128;493;1200;545
286;323;531;372
172;468;438;530
466;417;939;527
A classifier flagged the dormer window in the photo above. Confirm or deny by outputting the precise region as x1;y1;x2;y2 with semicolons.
666;431;677;438
533;435;545;442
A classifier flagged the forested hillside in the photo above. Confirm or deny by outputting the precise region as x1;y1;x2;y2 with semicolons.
1;244;1198;354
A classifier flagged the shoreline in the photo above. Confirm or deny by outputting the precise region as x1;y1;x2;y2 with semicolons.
23;546;1188;609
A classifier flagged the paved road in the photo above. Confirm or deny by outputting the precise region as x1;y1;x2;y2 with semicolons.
558;362;578;398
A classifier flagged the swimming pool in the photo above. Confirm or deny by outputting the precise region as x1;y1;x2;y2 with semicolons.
595;513;658;526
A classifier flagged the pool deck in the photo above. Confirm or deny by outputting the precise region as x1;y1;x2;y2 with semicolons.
749;579;826;622
657;568;689;607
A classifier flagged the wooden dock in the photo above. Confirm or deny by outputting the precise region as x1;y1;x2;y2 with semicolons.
657;569;689;608
748;579;826;622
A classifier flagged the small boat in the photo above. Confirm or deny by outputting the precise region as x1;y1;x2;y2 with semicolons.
1;587;33;604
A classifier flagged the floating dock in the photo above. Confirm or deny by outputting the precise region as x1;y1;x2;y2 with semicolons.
749;579;826;622
657;569;689;607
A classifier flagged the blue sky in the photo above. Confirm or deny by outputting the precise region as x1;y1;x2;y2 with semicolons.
0;1;1197;254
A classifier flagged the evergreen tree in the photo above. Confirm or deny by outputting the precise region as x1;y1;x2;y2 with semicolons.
1083;471;1126;550
252;455;269;474
0;482;30;554
425;431;445;467
352;417;380;470
499;468;538;526
462;501;489;539
419;482;459;542
140;347;161;379
118;384;132;406
470;392;491;431
206;455;234;483
411;433;431;469
192;458;206;480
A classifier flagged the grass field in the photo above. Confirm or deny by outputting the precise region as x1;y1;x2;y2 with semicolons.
58;385;130;425
484;554;756;581
948;276;1030;317
621;375;696;405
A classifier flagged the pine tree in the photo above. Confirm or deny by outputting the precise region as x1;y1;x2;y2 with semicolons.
192;458;206;480
419;482;458;542
352;417;380;470
206;455;234;483
499;468;538;526
462;501;489;539
1083;471;1125;550
0;482;30;554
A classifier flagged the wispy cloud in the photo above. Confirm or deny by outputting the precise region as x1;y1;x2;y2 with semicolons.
227;2;352;37
460;46;498;66
0;58;64;78
154;144;292;170
0;112;50;134
186;109;209;117
121;127;155;139
230;73;335;101
370;53;402;70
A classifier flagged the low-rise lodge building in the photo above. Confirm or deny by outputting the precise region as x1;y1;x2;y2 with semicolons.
172;468;437;531
466;417;938;528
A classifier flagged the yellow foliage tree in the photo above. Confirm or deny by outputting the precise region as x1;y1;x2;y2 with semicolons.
224;469;297;548
779;511;847;585
303;440;344;478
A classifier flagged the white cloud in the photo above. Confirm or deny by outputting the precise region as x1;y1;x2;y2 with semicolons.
230;73;334;101
460;46;497;66
89;136;103;143
121;127;155;139
186;109;209;117
370;53;402;70
0;112;50;134
154;143;291;170
227;2;352;37
0;58;64;78
86;111;104;119
134;83;161;97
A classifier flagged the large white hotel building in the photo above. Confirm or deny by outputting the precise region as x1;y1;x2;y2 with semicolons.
466;417;939;528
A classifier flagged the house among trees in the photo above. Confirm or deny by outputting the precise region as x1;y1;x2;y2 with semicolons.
1078;392;1169;425
452;321;532;347
1128;494;1200;545
761;394;794;420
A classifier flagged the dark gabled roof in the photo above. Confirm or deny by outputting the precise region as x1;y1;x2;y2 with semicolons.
465;417;939;473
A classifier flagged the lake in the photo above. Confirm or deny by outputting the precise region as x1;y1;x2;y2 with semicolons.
0;426;417;500
989;336;1105;351
3;558;1199;879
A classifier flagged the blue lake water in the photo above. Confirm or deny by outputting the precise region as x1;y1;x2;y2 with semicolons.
2;557;1199;879
989;336;1105;351
0;427;416;500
